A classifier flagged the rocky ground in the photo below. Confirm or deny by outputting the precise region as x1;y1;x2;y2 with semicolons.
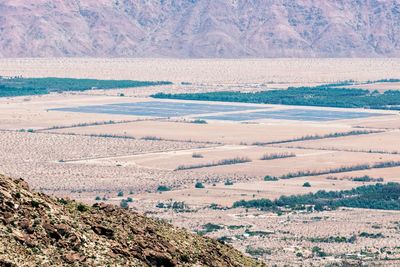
0;174;263;266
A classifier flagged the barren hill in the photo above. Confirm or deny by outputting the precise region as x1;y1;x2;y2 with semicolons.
1;0;400;57
0;174;262;266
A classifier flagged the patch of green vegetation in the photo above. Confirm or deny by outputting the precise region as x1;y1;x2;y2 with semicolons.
224;180;234;186
156;201;191;212
351;175;384;182
31;200;40;208
312;246;328;257
244;229;272;237
303;182;311;187
191;119;207;124
245;246;272;257
227;225;247;230
0;76;171;97
195;182;205;189
120;199;129;209
202;223;223;233
359;232;384;238
117;191;124;197
309;235;356;243
152;83;400;110
157;185;171;192
77;203;89;212
264;175;279;181
233;183;400;211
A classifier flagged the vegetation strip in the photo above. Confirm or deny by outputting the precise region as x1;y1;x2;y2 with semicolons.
0;76;171;97
253;130;383;145
175;157;251;171
233;183;400;211
152;82;400;110
260;152;296;160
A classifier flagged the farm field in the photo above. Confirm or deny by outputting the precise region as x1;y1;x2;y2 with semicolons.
1;58;400;266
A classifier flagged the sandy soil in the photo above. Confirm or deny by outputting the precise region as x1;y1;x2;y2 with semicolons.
1;58;400;84
285;130;400;153
47;119;356;145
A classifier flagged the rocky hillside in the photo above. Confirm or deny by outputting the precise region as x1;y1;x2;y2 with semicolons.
1;0;400;57
0;174;262;266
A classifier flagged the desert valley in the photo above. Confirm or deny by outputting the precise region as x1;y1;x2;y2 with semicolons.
1;58;400;266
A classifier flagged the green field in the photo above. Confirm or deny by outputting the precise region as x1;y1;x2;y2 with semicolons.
153;81;400;110
0;77;172;97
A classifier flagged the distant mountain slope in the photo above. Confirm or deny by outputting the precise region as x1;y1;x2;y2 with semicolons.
0;174;262;266
1;0;400;57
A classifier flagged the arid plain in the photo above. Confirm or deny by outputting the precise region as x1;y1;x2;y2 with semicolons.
1;58;400;266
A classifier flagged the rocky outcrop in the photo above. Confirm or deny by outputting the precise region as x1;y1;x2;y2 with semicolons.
0;174;262;266
1;0;400;58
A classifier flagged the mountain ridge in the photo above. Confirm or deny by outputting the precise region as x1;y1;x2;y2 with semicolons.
1;0;400;58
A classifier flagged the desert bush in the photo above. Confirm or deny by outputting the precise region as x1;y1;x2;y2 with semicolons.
224;180;234;186
77;203;89;212
176;157;251;170
157;185;171;192
192;153;204;158
120;199;129;209
264;175;279;181
195;182;205;189
260;152;296;160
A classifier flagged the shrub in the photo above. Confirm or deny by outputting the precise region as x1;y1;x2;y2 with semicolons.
31;200;40;208
260;152;296;160
264;175;279;181
191;119;207;124
224;180;234;186
77;203;89;212
245;246;272;257
120;199;129;209
312;246;328;257
303;182;311;187
176;157;251;170
157;185;171;192
117;191;124;197
126;197;133;202
192;153;204;158
195;182;205;189
95;196;101;201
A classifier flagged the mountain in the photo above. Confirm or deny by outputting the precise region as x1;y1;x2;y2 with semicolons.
1;0;400;58
0;174;262;266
